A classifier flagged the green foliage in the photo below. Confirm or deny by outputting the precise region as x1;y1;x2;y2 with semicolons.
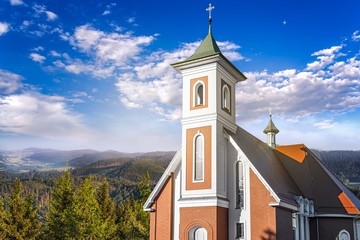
45;171;77;240
96;178;117;239
0;152;176;239
116;173;151;240
0;196;6;239
1;179;41;240
73;176;103;239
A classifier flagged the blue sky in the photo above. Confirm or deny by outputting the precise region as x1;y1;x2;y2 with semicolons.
0;0;360;152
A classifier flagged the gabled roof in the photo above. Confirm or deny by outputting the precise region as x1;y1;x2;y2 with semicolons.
228;127;302;207
276;145;360;215
229;126;360;215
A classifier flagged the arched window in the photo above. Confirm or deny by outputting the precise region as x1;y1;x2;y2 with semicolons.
338;229;350;240
235;161;244;209
194;228;207;240
189;227;207;240
194;134;204;181
222;85;230;112
195;82;204;106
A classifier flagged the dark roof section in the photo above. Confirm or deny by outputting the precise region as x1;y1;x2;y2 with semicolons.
276;145;360;214
229;126;302;206
186;31;221;62
263;115;279;134
230;126;360;215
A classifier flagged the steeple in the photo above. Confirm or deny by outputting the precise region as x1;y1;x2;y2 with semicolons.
185;3;221;62
173;3;246;82
263;113;279;148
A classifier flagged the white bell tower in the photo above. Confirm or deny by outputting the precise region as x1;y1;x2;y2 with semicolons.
171;4;247;238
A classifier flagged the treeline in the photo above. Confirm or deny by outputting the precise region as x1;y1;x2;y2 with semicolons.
315;150;360;198
0;157;171;207
0;171;150;240
316;150;360;182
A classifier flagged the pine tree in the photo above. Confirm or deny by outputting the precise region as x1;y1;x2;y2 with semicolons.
1;179;41;240
96;178;117;239
74;176;103;239
0;196;7;239
45;171;77;239
23;194;41;239
116;173;151;239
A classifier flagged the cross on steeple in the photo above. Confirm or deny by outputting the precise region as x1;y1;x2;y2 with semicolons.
206;3;215;19
206;3;215;33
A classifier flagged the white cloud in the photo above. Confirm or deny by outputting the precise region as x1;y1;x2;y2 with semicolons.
50;50;61;57
236;42;360;123
0;93;89;139
312;45;342;56
33;4;58;21
52;24;157;79
30;53;46;63
217;41;246;61
0;22;10;36
45;11;58;21
127;17;136;23
71;25;105;51
313;119;336;129
0;69;23;94
33;46;44;51
115;40;244;120
102;10;111;16
352;30;360;42
10;0;24;6
0;68;91;142
306;45;342;71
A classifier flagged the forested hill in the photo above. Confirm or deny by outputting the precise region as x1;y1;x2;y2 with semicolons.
315;150;360;184
1;149;360;203
0;151;176;204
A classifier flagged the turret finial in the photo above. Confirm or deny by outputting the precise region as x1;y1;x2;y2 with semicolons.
206;3;215;33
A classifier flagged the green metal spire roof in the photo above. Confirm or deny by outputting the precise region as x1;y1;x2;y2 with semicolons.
185;31;221;62
263;115;279;134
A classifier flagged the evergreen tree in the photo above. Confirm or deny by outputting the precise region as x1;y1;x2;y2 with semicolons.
116;173;151;239
0;197;6;239
96;178;117;239
74;176;103;239
45;171;77;239
23;194;41;239
1;179;41;240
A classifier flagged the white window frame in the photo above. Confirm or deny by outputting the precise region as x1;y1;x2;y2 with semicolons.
189;226;208;240
235;160;245;209
193;132;205;182
193;81;205;107
222;84;231;112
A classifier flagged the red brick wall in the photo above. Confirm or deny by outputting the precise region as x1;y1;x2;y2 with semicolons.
179;206;228;240
149;174;174;240
250;169;277;239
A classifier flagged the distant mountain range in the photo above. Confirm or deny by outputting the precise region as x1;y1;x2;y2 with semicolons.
1;148;360;204
0;148;176;172
2;148;360;186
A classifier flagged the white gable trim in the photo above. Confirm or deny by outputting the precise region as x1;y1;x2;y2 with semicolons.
228;135;281;203
143;148;182;211
269;201;298;211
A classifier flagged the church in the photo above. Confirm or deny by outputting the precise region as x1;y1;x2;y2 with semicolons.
144;4;360;240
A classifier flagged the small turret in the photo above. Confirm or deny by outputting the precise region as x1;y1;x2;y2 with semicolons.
263;114;279;148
